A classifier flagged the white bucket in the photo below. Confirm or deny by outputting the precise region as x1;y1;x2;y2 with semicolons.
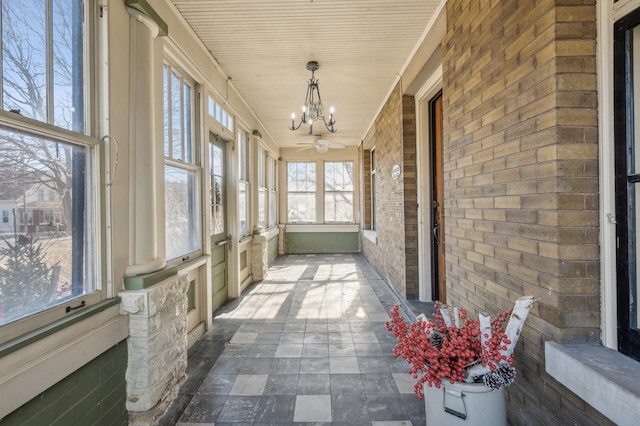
424;380;506;425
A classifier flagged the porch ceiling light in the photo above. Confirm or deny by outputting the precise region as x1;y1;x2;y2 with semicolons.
289;61;336;135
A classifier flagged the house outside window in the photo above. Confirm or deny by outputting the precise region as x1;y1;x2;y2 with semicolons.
370;148;376;230
163;63;201;261
0;0;99;338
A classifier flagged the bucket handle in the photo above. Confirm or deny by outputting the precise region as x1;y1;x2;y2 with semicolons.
443;388;467;420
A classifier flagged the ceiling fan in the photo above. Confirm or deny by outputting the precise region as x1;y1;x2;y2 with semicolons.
297;137;345;153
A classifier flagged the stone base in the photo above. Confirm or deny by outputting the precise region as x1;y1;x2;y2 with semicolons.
128;374;186;426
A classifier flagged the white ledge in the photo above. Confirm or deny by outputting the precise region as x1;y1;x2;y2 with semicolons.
284;223;359;233
363;229;377;244
545;341;640;425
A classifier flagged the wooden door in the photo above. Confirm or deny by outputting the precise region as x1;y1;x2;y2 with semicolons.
209;133;229;312
432;93;446;302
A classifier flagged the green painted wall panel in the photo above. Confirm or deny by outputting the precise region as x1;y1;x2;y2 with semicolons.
267;235;279;266
285;232;359;254
1;340;128;426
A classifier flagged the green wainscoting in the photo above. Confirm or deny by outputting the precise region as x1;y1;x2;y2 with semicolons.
285;232;359;254
268;235;279;266
0;341;128;426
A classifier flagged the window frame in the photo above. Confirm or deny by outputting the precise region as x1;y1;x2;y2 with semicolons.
258;146;267;228
162;62;202;263
0;0;103;344
268;157;277;228
286;161;317;223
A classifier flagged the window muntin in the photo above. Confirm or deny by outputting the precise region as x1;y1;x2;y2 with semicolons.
0;0;98;337
238;129;250;236
287;162;316;222
163;63;200;260
324;161;354;222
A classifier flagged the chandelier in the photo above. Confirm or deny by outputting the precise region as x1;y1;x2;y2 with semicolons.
289;61;336;134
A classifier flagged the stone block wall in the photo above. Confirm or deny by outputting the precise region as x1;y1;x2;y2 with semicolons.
442;1;607;424
120;273;189;421
361;84;419;298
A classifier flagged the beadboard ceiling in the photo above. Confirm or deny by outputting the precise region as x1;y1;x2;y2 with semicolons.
169;0;439;149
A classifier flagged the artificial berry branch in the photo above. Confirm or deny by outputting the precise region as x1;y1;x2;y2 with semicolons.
385;300;529;399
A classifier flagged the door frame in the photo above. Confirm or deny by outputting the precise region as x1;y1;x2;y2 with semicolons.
416;66;443;302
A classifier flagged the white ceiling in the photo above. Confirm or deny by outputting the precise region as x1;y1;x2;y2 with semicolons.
169;0;440;148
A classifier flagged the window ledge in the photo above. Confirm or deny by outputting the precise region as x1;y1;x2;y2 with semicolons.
363;229;377;244
545;341;640;425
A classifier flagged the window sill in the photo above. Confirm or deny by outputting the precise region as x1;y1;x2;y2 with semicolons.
285;223;359;232
363;229;377;244
0;301;128;417
545;341;640;425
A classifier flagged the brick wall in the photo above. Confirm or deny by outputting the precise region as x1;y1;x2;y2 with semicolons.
361;84;419;298
0;341;128;426
442;1;608;424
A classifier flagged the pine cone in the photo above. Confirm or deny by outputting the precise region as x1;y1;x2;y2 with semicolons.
429;329;443;349
496;364;516;387
483;371;504;391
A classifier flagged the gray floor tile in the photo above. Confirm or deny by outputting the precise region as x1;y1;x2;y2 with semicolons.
177;394;227;423
330;356;360;374
216;396;262;422
331;393;369;423
240;358;272;374
331;374;364;394
362;373;399;393
198;374;236;395
263;374;299;395
270;357;301;374
302;343;329;357
300;357;331;374
254;395;296;423
229;374;268;395
294;394;332;422
297;373;331;394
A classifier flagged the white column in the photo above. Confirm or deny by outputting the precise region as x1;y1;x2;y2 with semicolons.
126;8;165;276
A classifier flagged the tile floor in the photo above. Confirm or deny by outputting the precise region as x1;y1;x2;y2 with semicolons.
173;253;430;425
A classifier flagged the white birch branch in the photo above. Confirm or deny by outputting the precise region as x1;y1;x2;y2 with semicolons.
439;304;452;327
453;305;460;328
463;296;534;382
500;295;534;359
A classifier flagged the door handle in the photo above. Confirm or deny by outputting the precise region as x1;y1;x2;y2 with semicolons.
216;234;232;250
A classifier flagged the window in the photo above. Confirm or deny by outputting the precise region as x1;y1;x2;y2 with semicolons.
269;158;277;227
0;0;98;336
325;161;354;222
238;129;250;236
371;149;377;230
614;9;640;361
208;96;234;132
258;147;267;228
2;210;8;223
287;162;316;222
163;63;200;260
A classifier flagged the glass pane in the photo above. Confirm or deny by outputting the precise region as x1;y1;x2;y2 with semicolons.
171;72;181;160
214;205;224;235
2;0;47;122
325;193;354;222
259;188;266;228
163;66;170;157
0;126;92;326
326;162;353;191
213;176;222;205
239;181;249;235
208;97;214;117
184;82;192;163
53;0;83;132
269;190;276;227
165;164;200;259
288;193;315;222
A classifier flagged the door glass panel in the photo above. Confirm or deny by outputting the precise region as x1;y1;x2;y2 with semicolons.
210;142;224;236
